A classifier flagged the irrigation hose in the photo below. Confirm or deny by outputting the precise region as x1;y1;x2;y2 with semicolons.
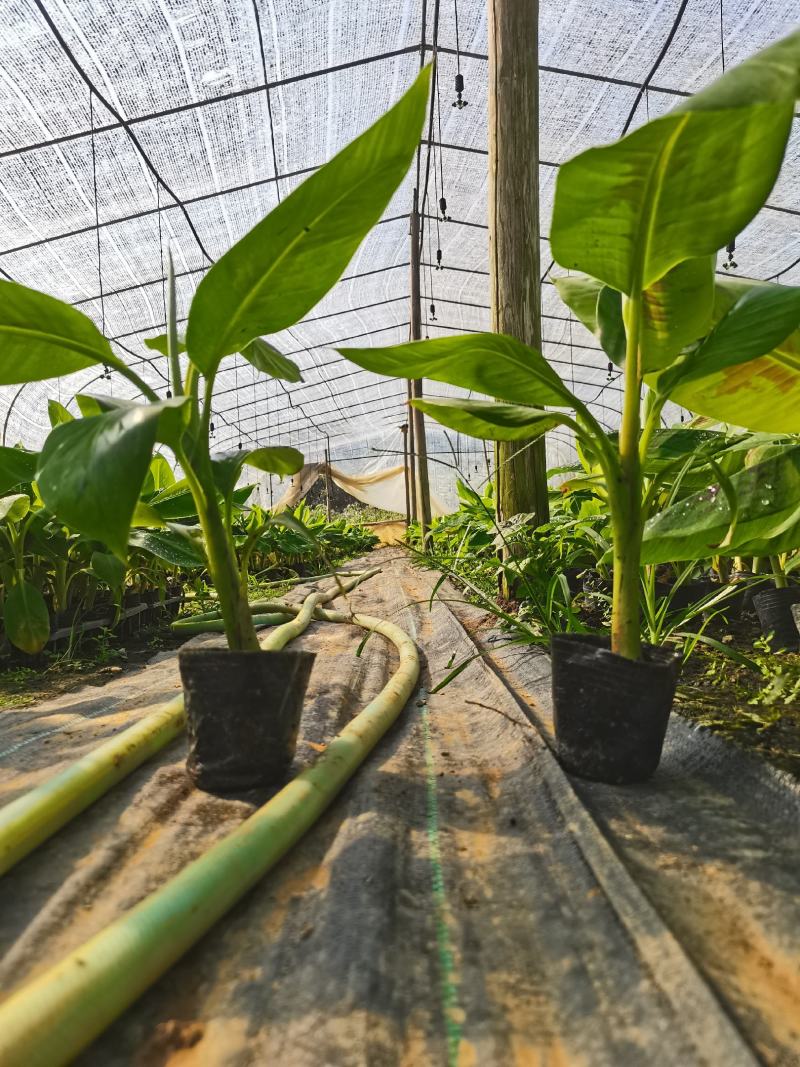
0;612;419;1067
0;697;185;879
173;568;381;628
169;612;290;635
261;591;324;651
0;569;381;878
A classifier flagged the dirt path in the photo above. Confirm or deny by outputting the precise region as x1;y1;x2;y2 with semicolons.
0;551;789;1065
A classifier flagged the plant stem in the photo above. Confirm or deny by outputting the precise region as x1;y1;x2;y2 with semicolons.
176;445;260;651
611;294;644;660
770;555;788;589
166;251;184;397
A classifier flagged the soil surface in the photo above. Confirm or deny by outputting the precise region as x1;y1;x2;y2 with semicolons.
0;618;186;713
673;612;800;779
0;551;797;1065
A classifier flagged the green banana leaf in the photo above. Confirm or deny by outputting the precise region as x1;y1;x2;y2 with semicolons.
663;280;800;432
410;398;567;441
186;67;431;374
340;333;575;407
211;445;304;500
3;581;50;654
0;280;116;385
37;405;172;558
551;32;800;296
641;443;800;563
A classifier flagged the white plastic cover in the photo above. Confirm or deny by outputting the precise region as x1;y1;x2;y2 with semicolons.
0;1;797;509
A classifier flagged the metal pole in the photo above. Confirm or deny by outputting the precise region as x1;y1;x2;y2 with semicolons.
324;446;332;521
406;380;418;521
410;187;433;536
400;423;411;526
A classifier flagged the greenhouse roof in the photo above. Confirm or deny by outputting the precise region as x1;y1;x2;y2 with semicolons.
1;0;798;468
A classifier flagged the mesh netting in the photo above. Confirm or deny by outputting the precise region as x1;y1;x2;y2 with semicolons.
1;0;797;509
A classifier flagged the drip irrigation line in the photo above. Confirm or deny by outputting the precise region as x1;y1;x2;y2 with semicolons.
30;0;213;264
418;0;442;260
109;316;405;359
238;369;623;442
453;0;462;75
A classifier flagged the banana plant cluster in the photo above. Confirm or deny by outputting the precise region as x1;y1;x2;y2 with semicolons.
341;31;800;660
0;442;197;654
0;69;431;651
0;428;379;656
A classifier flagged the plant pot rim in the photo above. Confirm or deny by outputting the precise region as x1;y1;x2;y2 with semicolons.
179;646;314;661
550;632;681;672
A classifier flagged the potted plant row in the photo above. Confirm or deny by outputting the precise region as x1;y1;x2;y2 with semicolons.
0;68;432;791
340;30;800;783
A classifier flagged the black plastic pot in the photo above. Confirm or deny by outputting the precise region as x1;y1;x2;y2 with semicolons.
563;567;585;596
179;647;316;793
662;578;714;614
753;587;800;651
550;634;681;785
582;571;613;599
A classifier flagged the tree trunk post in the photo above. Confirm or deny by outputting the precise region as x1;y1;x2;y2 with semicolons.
407;381;417;521
323;446;332;522
410;187;433;537
488;0;549;529
401;422;411;526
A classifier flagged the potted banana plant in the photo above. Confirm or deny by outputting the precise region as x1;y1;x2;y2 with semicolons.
642;440;800;651
341;32;800;783
0;68;431;791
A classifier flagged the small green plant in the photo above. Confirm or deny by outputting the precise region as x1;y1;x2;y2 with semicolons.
342;33;800;662
0;71;430;651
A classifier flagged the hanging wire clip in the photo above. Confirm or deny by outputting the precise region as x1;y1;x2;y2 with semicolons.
606;361;613;382
439;196;450;222
436;247;443;270
429;302;438;321
102;364;112;381
452;73;468;109
723;238;738;270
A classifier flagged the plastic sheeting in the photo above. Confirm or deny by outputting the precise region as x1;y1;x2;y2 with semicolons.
272;462;449;516
0;1;797;494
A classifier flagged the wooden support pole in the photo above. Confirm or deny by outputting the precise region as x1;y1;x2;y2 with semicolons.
406;381;417;521
323;446;332;521
400;422;411;526
488;0;549;528
410;187;433;535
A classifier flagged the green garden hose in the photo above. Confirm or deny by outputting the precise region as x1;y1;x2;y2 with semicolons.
0;569;381;877
0;696;186;878
0;609;419;1067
